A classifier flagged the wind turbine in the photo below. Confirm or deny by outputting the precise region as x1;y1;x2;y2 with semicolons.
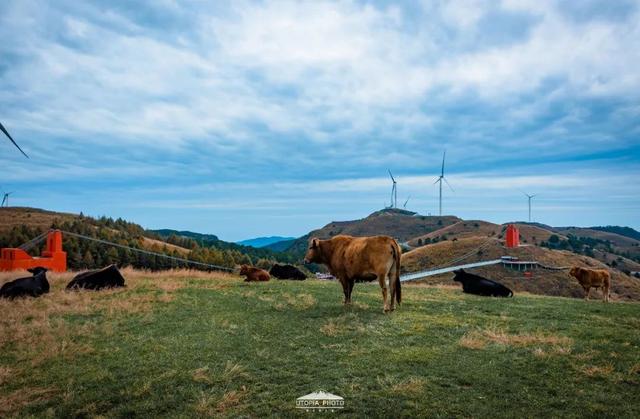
388;170;397;208
1;191;13;207
0;121;29;158
403;195;411;209
433;151;453;216
523;192;537;222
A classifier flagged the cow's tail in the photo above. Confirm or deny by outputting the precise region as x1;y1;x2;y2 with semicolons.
392;242;402;305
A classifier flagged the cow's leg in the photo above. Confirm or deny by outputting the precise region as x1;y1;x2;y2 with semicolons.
585;287;591;300
388;269;397;311
378;271;390;313
340;279;350;305
347;280;355;304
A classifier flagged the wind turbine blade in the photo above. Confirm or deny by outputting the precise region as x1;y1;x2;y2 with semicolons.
433;177;441;185
0;122;29;158
388;169;396;183
443;177;454;192
441;151;446;176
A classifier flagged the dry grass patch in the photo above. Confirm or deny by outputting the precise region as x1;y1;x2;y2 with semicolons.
0;387;58;416
533;346;572;358
194;388;248;416
192;367;213;384
320;314;365;337
221;361;250;382
377;376;427;396
459;326;573;352
278;293;316;310
391;377;427;396
581;364;615;378
0;366;14;386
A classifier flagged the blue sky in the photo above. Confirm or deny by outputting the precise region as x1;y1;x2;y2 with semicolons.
1;0;639;242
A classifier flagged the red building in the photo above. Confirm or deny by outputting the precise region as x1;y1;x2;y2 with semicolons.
505;224;520;248
0;230;67;272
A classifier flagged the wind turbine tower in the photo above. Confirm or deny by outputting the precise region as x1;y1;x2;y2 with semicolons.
433;151;453;216
388;170;397;208
524;192;537;222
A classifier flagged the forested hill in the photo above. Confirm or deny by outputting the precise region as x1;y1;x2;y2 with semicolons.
0;207;295;271
148;229;292;261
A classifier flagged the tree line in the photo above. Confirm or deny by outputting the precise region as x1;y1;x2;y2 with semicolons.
0;215;296;272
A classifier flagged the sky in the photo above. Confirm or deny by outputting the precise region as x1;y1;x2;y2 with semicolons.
1;0;639;242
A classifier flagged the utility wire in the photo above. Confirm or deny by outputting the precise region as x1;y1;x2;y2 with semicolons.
18;231;49;251
29;230;234;272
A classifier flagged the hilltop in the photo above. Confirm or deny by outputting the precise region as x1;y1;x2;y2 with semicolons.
283;208;460;257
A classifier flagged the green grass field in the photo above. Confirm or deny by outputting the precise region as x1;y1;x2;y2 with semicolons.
1;270;639;418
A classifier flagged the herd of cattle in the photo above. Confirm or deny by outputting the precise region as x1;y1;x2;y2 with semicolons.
0;234;613;307
0;264;126;299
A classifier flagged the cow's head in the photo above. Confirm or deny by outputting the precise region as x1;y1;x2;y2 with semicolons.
27;267;48;275
452;269;465;282
304;238;322;264
569;266;580;278
239;265;249;275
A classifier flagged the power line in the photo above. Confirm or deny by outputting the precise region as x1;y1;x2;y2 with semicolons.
19;231;49;251
20;230;234;272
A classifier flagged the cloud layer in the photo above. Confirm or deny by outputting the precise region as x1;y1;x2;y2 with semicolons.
1;0;638;239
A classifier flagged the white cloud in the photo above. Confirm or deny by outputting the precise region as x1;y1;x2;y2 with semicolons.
2;0;639;154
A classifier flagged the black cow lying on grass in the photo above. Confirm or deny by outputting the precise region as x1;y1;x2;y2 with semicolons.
269;264;307;280
453;269;513;297
66;265;126;290
0;267;50;299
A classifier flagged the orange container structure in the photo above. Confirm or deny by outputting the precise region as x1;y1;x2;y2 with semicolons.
505;224;520;248
0;230;67;272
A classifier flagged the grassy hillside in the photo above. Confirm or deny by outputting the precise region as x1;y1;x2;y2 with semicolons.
407;220;501;246
555;227;640;261
1;270;639;417
407;221;565;248
401;238;640;301
0;207;78;232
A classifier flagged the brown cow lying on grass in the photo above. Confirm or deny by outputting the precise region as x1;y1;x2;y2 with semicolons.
304;235;401;313
239;265;270;282
569;266;611;302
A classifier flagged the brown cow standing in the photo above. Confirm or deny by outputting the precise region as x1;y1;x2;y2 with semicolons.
239;265;270;282
569;266;611;302
304;235;401;313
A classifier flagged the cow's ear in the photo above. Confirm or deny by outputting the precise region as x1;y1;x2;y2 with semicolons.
311;238;319;248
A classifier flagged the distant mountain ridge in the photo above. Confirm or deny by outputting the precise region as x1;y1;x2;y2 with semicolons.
237;236;296;248
589;226;640;241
